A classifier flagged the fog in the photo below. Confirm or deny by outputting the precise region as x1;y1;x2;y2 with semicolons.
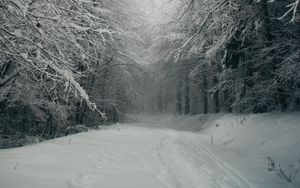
132;0;177;25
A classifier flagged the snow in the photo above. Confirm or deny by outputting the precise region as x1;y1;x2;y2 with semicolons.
68;23;91;32
12;30;22;37
0;113;300;188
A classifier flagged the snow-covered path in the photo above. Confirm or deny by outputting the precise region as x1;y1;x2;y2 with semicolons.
0;124;248;188
0;115;298;188
151;129;252;188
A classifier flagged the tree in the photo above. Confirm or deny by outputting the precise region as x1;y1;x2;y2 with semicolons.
153;0;300;114
0;0;148;147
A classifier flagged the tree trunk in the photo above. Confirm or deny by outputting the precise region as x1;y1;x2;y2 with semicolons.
214;90;220;113
76;102;84;125
255;0;271;43
203;76;208;114
223;89;232;113
213;76;220;113
176;81;182;115
185;81;190;115
157;94;163;113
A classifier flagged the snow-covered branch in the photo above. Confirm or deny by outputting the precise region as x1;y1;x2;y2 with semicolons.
277;0;299;22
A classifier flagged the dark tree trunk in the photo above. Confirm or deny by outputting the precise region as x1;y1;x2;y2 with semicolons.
203;76;208;114
278;88;288;112
224;89;232;113
213;76;220;113
185;81;190;115
46;113;53;138
164;89;169;112
157;94;163;113
176;81;182;115
255;0;272;43
214;90;220;113
76;102;84;125
22;107;27;134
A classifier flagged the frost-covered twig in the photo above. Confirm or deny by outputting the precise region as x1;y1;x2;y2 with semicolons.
278;0;299;22
267;157;300;183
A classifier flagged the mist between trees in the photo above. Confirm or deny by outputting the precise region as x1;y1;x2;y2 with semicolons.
0;0;299;148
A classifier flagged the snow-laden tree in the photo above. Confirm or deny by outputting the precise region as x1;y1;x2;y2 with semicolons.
154;0;300;114
73;0;151;125
0;0;112;114
0;0;148;147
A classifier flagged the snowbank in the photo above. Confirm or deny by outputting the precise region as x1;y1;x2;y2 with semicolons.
133;112;300;160
201;113;300;160
132;112;300;186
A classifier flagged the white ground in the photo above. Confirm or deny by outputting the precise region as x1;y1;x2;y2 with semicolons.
0;113;300;188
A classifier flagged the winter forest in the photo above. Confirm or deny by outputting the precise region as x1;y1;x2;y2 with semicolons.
1;0;300;188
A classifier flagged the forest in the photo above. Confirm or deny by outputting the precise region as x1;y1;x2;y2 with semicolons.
1;1;300;188
0;0;299;147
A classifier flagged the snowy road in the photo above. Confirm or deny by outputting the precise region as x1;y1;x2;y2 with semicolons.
0;117;297;188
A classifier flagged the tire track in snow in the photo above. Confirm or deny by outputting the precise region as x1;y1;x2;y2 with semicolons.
156;129;253;188
173;133;252;188
156;136;181;188
66;126;252;188
156;130;220;188
198;144;253;188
